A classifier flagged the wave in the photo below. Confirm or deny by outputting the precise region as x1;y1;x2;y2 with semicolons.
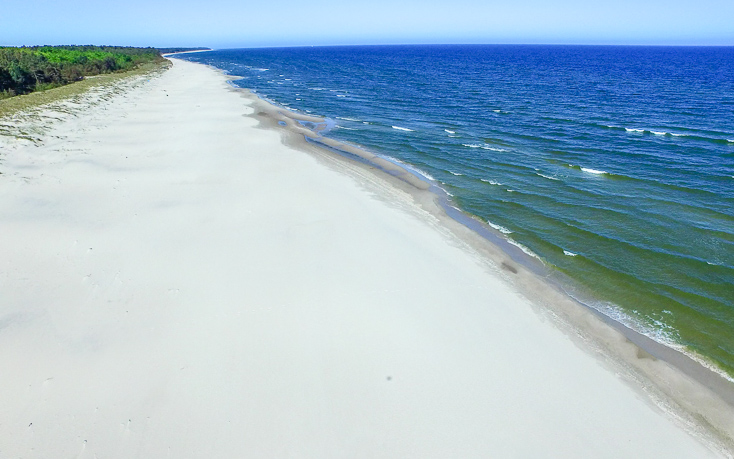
480;179;502;185
449;171;464;176
487;221;512;234
625;127;734;144
581;167;607;175
392;125;414;132
337;116;361;122
566;164;609;175
335;125;358;131
536;172;560;181
596;124;626;131
383;155;435;181
507;239;541;260
563;250;578;257
625;128;671;136
445;129;456;134
462;143;508;152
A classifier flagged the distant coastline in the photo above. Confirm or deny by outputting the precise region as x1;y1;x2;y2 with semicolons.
160;48;213;56
158;46;214;56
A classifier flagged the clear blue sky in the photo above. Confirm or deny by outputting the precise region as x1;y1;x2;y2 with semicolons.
3;0;732;48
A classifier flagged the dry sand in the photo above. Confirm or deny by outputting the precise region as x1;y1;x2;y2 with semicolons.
0;58;728;457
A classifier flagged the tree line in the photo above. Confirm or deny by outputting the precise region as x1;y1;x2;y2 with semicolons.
0;46;165;99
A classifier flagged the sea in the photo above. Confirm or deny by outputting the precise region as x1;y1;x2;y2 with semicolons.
176;45;734;379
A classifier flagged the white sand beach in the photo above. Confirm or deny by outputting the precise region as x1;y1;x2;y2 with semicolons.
0;58;729;457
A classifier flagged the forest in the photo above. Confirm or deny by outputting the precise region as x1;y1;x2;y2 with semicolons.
0;46;165;99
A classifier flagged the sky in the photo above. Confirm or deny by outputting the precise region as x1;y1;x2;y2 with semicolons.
3;0;733;48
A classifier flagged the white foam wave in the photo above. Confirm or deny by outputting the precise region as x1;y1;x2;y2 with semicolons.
392;126;414;132
449;171;463;176
487;221;512;234
625;128;678;137
563;250;578;257
507;239;541;260
537;173;559;181
493;109;501;113
383;155;435;181
581;167;607;175
462;143;508;152
728;139;734;144
445;129;456;134
409;167;434;181
337;117;361;122
336;125;358;131
572;297;734;385
480;179;502;185
336;94;346;97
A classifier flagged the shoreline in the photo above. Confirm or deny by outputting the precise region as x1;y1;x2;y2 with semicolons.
195;48;734;386
228;73;734;450
1;56;731;457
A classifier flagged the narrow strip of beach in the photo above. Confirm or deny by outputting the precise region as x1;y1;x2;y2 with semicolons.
0;58;729;457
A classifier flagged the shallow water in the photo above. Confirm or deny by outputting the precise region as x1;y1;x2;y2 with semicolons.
178;45;734;377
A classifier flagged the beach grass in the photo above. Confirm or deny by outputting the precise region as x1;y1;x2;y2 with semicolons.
0;60;170;119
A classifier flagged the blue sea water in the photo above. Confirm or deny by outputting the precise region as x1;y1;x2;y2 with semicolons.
177;45;734;377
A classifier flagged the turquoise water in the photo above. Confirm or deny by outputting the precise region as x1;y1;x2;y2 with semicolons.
178;45;734;377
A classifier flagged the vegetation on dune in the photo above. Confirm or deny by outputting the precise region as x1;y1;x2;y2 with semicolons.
0;46;165;99
0;60;169;119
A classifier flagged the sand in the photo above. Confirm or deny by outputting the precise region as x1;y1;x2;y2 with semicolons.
0;58;729;457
